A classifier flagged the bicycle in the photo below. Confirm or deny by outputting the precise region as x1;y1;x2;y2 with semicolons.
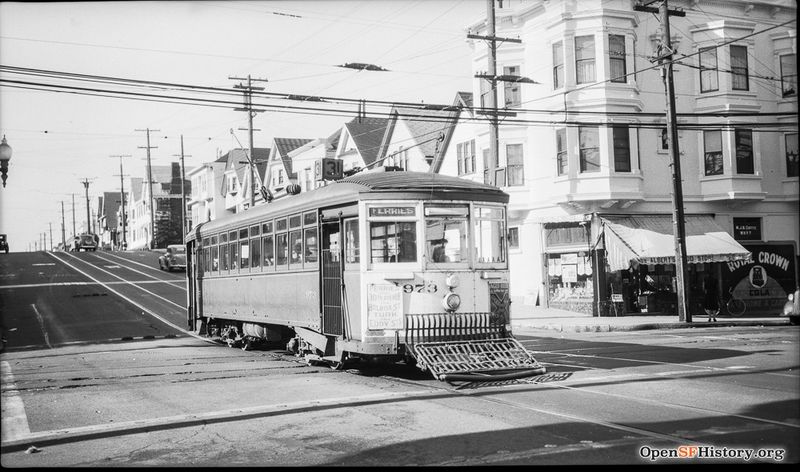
725;287;746;317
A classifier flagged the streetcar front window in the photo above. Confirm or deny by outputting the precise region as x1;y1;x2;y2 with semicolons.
370;222;417;263
425;206;468;264
474;206;507;264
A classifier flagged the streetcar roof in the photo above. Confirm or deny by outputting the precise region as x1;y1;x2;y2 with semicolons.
187;171;507;243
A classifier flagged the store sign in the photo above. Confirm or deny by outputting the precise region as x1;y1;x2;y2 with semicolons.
561;264;578;283
722;243;796;315
732;217;762;241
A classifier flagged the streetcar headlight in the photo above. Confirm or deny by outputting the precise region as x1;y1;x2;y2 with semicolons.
445;273;460;288
442;292;461;311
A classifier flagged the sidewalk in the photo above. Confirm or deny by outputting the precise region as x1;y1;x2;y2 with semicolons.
510;306;793;333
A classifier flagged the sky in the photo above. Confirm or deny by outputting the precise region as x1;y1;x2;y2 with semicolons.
0;0;486;251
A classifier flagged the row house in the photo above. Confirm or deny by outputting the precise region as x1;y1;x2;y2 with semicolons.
380;97;465;172
126;163;191;249
187;158;227;233
452;0;797;317
97;191;121;249
265;139;312;199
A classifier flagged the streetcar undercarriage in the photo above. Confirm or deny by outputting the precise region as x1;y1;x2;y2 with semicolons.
197;315;546;382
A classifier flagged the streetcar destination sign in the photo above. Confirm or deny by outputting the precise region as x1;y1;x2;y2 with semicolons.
369;207;416;217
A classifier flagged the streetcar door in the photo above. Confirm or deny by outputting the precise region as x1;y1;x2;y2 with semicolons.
320;221;343;336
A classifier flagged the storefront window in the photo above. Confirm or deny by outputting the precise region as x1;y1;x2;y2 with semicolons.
547;252;594;304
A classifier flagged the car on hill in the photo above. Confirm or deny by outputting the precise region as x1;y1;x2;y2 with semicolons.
158;245;186;271
0;234;8;254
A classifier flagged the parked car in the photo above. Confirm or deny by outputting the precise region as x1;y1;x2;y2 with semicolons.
783;288;800;325
159;245;186;271
0;234;8;254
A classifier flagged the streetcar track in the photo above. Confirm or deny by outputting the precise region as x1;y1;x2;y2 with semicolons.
45;252;202;342
51;251;186;311
91;252;185;285
97;251;182;275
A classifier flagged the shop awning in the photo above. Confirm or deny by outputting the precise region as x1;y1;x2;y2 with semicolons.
602;215;752;271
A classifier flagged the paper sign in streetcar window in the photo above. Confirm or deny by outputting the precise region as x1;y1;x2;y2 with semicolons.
367;284;404;330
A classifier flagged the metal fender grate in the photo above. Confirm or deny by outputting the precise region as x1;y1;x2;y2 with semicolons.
410;338;545;382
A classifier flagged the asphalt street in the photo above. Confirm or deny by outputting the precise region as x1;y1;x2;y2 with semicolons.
0;251;798;466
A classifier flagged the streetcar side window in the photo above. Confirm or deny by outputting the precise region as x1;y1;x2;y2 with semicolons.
221;242;229;271
262;222;274;269
249;225;260;270
262;234;274;268
210;235;219;273
240;238;249;270
304;227;318;264
424;206;468;264
230;241;239;271
276;232;288;266
250;236;260;270
289;230;303;266
474;206;507;264
344;219;359;263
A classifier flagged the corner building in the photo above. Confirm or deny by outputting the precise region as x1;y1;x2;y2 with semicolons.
457;0;798;317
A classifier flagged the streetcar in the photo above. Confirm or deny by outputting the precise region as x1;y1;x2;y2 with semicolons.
185;169;544;382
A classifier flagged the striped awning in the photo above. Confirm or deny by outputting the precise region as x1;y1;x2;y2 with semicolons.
602;215;752;271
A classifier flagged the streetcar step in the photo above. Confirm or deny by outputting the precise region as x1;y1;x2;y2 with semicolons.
410;338;545;382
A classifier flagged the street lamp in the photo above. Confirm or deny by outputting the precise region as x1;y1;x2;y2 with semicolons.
0;135;12;187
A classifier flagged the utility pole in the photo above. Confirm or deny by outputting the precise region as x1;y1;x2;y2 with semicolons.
136;128;159;249
172;136;190;240
230;74;267;208
71;193;76;238
111;154;132;250
636;0;690;322
467;0;521;187
81;178;92;235
48;222;53;251
60;201;66;249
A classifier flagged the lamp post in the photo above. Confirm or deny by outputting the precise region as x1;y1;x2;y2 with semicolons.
0;135;12;187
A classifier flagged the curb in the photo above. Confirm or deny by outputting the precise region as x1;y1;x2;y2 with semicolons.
512;319;793;333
